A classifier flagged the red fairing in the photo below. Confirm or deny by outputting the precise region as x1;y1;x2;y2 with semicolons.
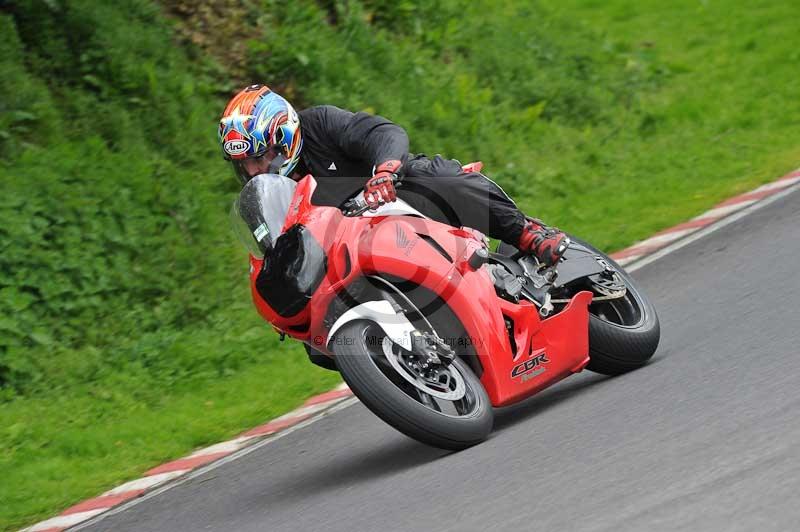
352;214;591;406
248;175;369;340
248;175;592;407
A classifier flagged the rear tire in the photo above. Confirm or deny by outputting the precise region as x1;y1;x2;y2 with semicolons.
496;237;660;375
333;321;493;450
572;238;660;375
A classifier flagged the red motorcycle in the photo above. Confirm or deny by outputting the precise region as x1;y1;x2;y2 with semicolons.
232;171;660;450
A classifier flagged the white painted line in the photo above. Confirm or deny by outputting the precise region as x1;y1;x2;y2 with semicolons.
615;255;641;267
103;471;188;496
627;181;800;272
635;227;698;248
71;397;360;531
271;400;343;421
24;509;106;531
188;436;255;458
754;175;800;192
692;199;757;221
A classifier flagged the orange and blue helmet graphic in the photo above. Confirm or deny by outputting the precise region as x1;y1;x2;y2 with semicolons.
218;85;303;177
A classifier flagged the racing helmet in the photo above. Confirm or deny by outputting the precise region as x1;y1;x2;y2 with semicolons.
218;84;303;184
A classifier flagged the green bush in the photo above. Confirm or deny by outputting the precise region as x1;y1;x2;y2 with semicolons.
0;1;243;396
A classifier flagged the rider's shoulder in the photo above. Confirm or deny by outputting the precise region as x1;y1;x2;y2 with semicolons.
299;104;353;118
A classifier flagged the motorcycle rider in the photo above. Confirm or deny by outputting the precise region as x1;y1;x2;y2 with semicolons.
220;84;569;267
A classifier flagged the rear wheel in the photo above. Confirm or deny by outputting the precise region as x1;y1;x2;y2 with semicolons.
332;320;493;450
496;238;660;375
572;238;660;375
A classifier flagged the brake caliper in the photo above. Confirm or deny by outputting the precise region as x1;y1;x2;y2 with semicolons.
409;330;455;366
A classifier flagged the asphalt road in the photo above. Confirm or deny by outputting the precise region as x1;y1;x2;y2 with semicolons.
82;187;800;532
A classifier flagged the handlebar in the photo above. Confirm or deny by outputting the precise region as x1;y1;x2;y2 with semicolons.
341;176;401;217
341;195;371;217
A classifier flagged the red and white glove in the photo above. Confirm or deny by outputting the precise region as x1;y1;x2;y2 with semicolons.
364;159;401;209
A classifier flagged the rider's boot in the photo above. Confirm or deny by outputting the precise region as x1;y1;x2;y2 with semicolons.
517;217;570;267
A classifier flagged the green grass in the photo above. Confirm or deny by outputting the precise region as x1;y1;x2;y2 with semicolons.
2;0;800;529
252;0;800;251
0;3;342;528
528;0;800;248
0;344;340;530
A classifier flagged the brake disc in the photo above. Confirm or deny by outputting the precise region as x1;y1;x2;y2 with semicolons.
591;270;627;299
381;337;466;401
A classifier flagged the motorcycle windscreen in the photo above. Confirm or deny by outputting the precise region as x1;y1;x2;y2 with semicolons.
231;173;298;258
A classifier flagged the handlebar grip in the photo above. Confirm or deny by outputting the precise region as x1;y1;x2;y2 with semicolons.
342;196;369;217
341;175;401;217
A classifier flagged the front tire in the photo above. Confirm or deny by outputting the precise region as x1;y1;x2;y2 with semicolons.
332;321;493;450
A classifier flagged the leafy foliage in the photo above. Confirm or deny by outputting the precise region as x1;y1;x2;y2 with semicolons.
0;1;242;396
251;0;666;150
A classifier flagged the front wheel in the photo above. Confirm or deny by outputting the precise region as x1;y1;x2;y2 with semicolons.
332;321;493;450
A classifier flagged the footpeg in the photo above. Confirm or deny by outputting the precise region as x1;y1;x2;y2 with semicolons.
490;267;524;302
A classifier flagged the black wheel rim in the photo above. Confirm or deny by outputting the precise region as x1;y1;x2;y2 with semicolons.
589;281;645;328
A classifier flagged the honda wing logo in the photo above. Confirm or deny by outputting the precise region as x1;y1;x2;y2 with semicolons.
395;225;418;256
396;225;410;248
